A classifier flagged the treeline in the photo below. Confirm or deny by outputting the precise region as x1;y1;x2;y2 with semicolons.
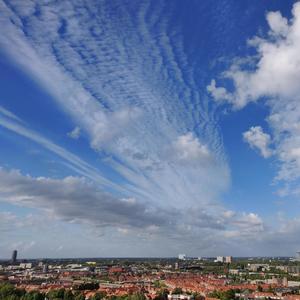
0;283;149;300
0;283;86;300
0;283;44;300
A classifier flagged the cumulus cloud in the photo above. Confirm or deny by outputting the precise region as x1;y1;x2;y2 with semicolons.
208;1;300;191
267;11;289;37
243;126;273;158
0;166;269;249
0;167;228;235
172;132;211;163
206;79;232;103
0;168;171;230
207;2;300;108
231;212;264;232
4;167;300;256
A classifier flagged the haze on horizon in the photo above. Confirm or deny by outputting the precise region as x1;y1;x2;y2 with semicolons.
1;0;300;259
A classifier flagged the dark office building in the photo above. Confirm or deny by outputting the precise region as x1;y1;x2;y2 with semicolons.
43;264;48;273
11;250;17;263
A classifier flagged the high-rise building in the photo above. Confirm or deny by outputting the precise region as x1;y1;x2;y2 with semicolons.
11;250;17;263
43;264;49;273
225;256;232;263
214;256;232;263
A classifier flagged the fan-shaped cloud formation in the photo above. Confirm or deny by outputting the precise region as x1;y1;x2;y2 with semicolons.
0;0;228;210
0;0;233;254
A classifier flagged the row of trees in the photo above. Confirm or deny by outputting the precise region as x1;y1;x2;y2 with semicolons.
0;283;107;300
0;283;151;300
0;283;44;300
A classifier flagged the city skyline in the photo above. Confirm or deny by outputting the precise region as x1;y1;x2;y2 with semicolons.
4;248;300;260
1;0;300;258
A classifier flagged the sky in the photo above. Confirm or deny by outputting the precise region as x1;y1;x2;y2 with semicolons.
1;0;300;258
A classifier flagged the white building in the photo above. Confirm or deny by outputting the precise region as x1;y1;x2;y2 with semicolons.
178;254;186;260
19;263;32;269
214;256;232;263
215;256;225;263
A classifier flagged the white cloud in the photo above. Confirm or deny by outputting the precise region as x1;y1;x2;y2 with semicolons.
0;105;23;123
206;79;232;103
89;107;142;151
0;166;270;254
208;1;300;191
267;11;289;37
208;2;300;108
235;212;264;229
0;111;122;192
243;126;273;158
0;167;171;230
2;167;299;256
67;126;81;139
0;212;17;232
172;132;211;162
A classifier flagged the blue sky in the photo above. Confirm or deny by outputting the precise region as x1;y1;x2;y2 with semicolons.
1;0;300;258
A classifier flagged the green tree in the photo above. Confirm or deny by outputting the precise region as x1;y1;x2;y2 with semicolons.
75;294;85;300
0;283;17;298
21;290;44;300
192;292;205;300
47;288;65;300
220;289;235;300
172;288;183;295
6;295;21;300
90;291;107;300
209;289;239;300
154;289;169;300
63;289;74;300
128;292;146;300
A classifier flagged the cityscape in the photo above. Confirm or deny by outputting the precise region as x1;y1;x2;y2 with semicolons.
2;0;300;300
2;250;300;299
